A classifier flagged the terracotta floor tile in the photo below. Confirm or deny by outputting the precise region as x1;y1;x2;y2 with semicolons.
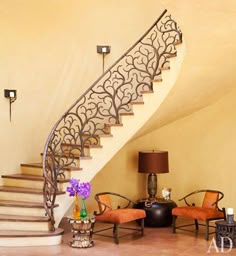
0;218;236;255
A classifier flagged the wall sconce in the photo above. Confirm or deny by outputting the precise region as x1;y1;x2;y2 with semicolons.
97;45;111;73
4;89;17;122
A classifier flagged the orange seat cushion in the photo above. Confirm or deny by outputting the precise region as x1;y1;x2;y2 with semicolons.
95;209;146;224
172;206;224;221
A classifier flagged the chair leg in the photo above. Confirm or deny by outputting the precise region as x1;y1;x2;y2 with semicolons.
194;219;199;230
205;220;209;241
113;223;119;244
172;215;177;233
140;218;144;236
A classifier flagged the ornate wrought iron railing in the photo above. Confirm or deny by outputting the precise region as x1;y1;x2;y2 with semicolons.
42;9;182;230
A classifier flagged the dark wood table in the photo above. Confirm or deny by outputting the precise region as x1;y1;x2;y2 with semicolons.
134;198;177;227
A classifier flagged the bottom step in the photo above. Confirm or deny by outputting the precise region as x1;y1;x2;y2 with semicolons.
0;228;64;246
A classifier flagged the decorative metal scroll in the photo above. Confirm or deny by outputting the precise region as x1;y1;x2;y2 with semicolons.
42;9;182;230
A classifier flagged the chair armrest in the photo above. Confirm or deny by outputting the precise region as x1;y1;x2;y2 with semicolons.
178;189;224;209
178;190;201;206
94;205;111;216
94;192;136;216
108;192;136;208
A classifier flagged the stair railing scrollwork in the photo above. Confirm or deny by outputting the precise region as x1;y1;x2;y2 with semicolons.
42;9;183;231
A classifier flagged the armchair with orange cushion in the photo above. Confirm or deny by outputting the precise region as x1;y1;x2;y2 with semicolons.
172;189;226;240
93;192;146;244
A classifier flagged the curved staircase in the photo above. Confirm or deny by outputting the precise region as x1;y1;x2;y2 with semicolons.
0;10;185;246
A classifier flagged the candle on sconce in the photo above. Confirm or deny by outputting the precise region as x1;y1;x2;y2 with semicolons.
227;208;234;215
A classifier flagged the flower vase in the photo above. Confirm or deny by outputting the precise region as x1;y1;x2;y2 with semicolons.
80;198;88;218
73;193;80;219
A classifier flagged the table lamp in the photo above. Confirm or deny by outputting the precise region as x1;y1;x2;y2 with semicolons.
138;150;169;199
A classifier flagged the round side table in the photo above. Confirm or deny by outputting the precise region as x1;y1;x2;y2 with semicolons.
134;198;177;227
215;220;236;248
67;215;96;248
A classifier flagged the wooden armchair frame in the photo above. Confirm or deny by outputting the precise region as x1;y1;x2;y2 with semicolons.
93;192;146;244
172;189;226;240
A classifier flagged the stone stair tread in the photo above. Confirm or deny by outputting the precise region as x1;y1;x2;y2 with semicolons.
1;173;70;183
0;186;65;195
0;214;49;222
0;228;64;237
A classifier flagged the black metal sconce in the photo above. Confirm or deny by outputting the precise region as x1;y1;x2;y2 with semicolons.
97;45;111;73
4;89;17;122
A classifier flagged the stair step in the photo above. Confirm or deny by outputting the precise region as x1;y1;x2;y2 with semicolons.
0;214;48;222
60;133;109;149
41;147;101;160
0;228;64;237
0;186;45;194
159;66;170;71
21;162;83;170
0;199;57;216
44;151;92;161
0;199;45;208
152;79;163;83
105;123;123;127
0;228;64;246
2;173;70;182
0;214;50;231
97;133;113;137
166;52;177;58
1;174;69;191
48;146;99;158
120;112;134;116
174;39;182;45
2;174;43;181
140;90;154;94
21;163;45;177
21;163;82;179
61;144;103;149
151;78;163;82
0;186;65;203
130;101;144;105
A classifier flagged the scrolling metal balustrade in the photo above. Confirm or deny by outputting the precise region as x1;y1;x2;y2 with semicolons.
42;9;182;230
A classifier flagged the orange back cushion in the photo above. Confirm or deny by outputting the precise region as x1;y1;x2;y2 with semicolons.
202;191;219;209
97;194;112;213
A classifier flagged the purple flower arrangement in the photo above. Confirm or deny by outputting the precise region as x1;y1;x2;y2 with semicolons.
66;178;91;199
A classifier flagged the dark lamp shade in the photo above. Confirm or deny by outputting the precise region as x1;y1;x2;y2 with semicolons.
138;150;169;174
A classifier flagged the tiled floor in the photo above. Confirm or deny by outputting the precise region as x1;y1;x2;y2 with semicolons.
0;218;236;256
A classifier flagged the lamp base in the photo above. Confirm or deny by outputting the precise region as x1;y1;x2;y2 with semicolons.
147;173;157;199
134;198;177;227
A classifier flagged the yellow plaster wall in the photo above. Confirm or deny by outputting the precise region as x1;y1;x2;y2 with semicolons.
0;0;164;176
1;0;235;215
90;88;236;212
